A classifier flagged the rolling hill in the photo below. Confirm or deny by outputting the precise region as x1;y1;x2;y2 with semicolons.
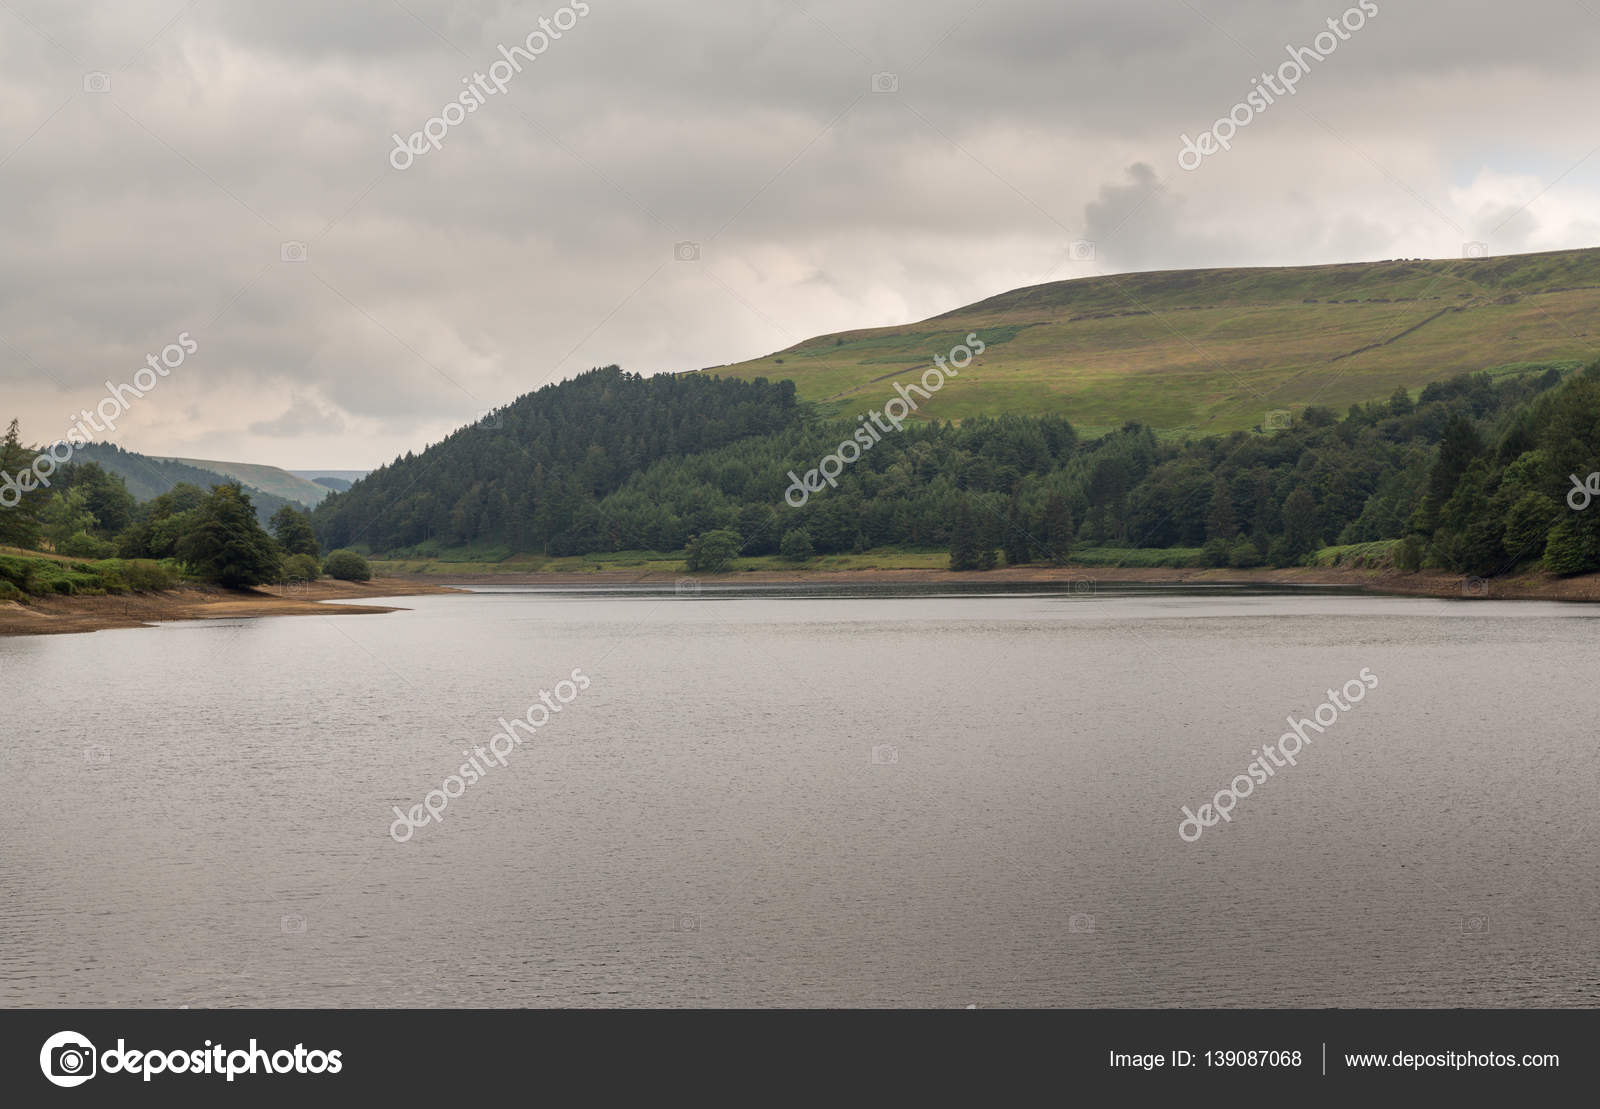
159;457;330;508
710;246;1600;436
69;443;305;526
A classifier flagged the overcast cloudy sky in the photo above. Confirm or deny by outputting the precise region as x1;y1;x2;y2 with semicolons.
3;0;1599;468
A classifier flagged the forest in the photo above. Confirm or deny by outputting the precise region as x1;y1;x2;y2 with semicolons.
313;361;1600;577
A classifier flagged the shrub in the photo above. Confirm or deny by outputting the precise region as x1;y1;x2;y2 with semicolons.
1543;520;1590;576
1394;535;1424;573
60;531;116;559
0;555;35;592
684;529;742;573
91;559;179;592
281;553;321;584
324;549;373;582
1201;536;1231;568
1227;537;1265;568
780;529;815;562
1266;538;1300;568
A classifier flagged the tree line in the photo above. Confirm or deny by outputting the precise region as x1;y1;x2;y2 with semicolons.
10;358;1600;584
0;419;370;589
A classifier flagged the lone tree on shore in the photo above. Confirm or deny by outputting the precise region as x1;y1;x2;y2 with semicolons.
176;483;282;587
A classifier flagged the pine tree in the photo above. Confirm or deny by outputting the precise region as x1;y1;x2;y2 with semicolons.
1206;476;1237;540
269;505;321;558
0;419;47;549
1417;414;1485;533
1281;487;1321;560
1043;493;1074;565
949;501;980;571
1002;490;1032;566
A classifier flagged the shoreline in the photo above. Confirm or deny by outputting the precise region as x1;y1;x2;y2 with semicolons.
0;578;466;639
398;563;1600;601
4;564;1596;639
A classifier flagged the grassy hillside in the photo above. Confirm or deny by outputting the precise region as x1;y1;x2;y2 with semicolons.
710;247;1600;436
161;457;329;507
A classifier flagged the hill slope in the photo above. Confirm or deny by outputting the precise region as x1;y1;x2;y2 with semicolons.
312;367;800;555
70;443;303;526
711;246;1600;435
160;457;329;507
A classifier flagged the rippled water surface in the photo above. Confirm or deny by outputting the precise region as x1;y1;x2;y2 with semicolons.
3;584;1596;1007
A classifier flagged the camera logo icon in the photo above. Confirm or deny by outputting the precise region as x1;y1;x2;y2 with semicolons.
675;577;701;596
280;913;307;934
83;72;111;94
40;1031;97;1087
1068;912;1096;934
1069;578;1097;596
673;241;700;262
1069;239;1096;261
870;72;899;93
1264;409;1293;431
1461;913;1489;936
1462;576;1490;598
675;913;700;933
870;743;898;765
84;744;111;766
1462;241;1490;259
280;241;308;263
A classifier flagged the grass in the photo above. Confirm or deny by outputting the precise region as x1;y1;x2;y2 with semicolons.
370;545;1225;575
0;550;181;599
371;547;957;576
706;247;1600;434
1309;540;1400;570
1067;546;1206;568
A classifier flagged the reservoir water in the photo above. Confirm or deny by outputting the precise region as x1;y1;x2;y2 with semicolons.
3;584;1595;1007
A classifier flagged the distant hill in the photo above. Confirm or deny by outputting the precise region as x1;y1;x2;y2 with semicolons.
160;457;329;507
69;443;302;526
710;246;1600;436
292;469;369;493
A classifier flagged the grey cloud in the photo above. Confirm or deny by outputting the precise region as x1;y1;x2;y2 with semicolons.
1;0;1598;467
248;392;348;437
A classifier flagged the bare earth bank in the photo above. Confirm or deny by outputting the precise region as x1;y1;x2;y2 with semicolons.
0;578;466;638
4;566;1596;639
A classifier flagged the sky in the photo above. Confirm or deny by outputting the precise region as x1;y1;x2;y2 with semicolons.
2;0;1599;469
